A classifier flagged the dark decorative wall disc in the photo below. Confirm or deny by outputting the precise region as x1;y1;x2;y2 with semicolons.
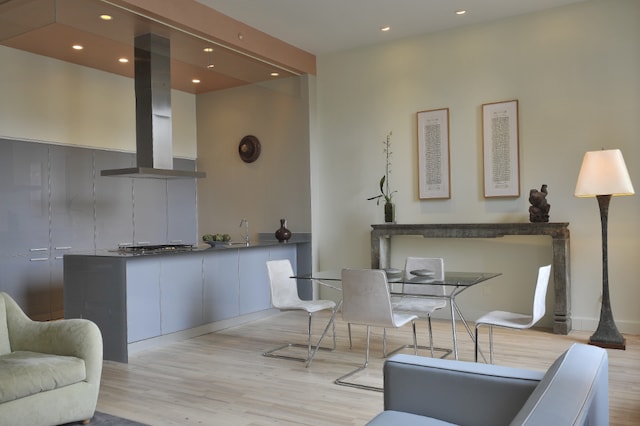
239;135;261;163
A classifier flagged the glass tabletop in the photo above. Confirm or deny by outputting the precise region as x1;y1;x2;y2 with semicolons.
294;270;501;287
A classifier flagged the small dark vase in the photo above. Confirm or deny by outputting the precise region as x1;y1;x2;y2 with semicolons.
275;219;292;242
384;201;395;223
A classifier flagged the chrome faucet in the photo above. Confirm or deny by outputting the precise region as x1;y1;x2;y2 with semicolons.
239;218;249;246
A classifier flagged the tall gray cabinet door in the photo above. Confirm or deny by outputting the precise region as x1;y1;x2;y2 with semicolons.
94;151;134;249
49;145;95;317
0;140;51;317
167;159;198;245
133;179;168;245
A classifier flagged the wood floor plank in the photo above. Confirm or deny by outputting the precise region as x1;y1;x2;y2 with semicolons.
97;312;640;425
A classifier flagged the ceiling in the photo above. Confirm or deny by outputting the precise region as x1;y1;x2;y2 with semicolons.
0;0;588;94
0;0;302;94
196;0;588;55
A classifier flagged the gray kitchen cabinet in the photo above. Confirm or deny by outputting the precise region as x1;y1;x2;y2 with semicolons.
203;249;240;322
133;178;168;245
160;254;204;334
126;257;162;343
238;248;272;315
167;158;198;245
1;138;202;322
94;150;135;249
49;145;95;317
0;140;51;318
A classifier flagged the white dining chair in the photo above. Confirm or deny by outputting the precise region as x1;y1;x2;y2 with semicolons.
263;259;337;367
474;264;552;363
336;268;417;391
385;257;450;358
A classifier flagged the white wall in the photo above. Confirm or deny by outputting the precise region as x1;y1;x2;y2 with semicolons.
313;0;639;332
0;45;197;159
196;75;312;241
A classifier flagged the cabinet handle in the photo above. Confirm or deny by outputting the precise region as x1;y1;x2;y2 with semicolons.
55;256;64;260
30;257;49;262
29;248;49;252
55;246;72;250
137;241;151;245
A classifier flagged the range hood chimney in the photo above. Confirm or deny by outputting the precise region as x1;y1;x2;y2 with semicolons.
101;33;205;179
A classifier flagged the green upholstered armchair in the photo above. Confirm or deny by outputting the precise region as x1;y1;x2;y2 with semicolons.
0;292;103;426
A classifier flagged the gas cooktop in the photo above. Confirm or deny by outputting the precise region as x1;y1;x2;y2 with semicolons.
114;244;195;255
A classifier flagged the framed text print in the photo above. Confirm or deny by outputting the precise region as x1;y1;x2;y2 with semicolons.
482;100;520;198
417;108;451;199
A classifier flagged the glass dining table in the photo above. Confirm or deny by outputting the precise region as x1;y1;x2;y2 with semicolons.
293;270;502;361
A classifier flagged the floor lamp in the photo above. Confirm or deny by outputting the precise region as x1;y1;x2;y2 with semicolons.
575;149;634;350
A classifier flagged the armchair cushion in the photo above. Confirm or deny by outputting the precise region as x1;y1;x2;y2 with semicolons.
0;351;86;403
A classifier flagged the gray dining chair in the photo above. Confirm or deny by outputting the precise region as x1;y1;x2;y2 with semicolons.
384;257;451;358
336;268;417;391
474;264;552;363
263;259;337;367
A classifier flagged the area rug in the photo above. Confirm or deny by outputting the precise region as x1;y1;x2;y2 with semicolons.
62;411;149;426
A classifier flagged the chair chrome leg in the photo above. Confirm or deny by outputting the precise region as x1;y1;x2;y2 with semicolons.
475;324;480;362
427;316;434;358
348;323;352;349
489;325;494;364
335;326;383;392
384;319;452;359
411;321;418;355
382;328;387;357
263;311;336;367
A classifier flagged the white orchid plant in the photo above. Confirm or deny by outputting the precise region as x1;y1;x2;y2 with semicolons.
367;131;397;205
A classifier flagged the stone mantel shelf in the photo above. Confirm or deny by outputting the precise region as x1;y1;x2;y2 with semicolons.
371;222;571;334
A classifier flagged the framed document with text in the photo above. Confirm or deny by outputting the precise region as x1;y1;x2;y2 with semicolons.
482;100;520;198
417;108;450;199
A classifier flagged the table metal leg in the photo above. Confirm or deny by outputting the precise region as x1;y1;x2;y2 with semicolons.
450;289;487;363
307;298;341;367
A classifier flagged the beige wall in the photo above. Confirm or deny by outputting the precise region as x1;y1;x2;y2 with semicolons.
0;45;197;159
313;0;639;332
196;75;312;242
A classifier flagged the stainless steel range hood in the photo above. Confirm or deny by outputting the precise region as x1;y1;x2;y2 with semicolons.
101;33;205;179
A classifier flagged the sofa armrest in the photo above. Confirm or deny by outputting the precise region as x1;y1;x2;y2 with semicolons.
510;344;608;426
383;354;544;426
5;294;103;385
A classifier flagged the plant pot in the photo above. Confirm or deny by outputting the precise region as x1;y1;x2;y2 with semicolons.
384;202;395;223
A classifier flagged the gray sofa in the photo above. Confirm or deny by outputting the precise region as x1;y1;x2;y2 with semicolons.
367;343;608;426
0;292;103;426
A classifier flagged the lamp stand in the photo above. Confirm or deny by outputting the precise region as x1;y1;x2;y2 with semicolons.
589;194;626;350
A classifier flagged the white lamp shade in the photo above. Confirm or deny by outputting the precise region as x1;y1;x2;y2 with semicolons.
575;149;635;197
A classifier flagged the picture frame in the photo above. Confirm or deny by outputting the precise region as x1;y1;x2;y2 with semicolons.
482;100;520;198
417;108;451;199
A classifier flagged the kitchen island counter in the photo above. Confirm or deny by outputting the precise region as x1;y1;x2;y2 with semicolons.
64;238;311;362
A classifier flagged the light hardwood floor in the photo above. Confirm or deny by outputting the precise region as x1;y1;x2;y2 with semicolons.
96;312;640;425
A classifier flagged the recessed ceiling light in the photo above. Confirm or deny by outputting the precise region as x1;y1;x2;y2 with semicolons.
118;58;129;63
99;14;112;21
72;45;83;50
206;64;215;69
192;79;201;84
203;47;213;52
380;26;391;32
455;10;467;15
270;72;279;77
